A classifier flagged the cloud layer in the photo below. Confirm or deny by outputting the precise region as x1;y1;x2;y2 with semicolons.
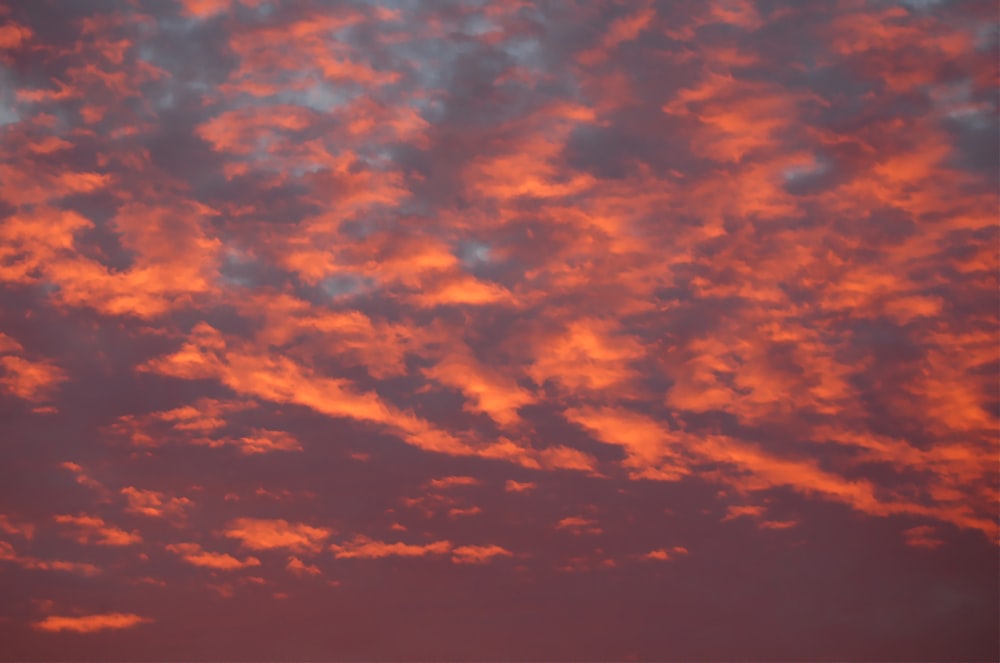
0;0;996;660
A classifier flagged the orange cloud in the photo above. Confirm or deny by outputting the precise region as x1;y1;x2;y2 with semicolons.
222;518;331;553
664;72;817;163
142;324;470;455
224;8;395;96
33;612;152;633
423;343;534;426
759;520;799;531
106;398;257;449
22;558;102;576
1;540;18;560
401;492;460;518
427;476;482;490
563;406;688;480
643;546;689;562
0;167;110;207
467;110;597;202
236;292;414;379
0;208;88;283
559;552;619;573
504;480;536;494
330;535;452;560
59;462;110;498
904;526;944;550
0;333;21;354
577;5;655;65
54;514;142;546
121;487;193;519
409;275;516;308
0;354;66;403
451;544;513;565
0;514;36;540
722;505;766;522
232;430;303;455
0;21;31;50
166;542;261;570
179;0;231;18
448;507;482;518
141;324;614;478
286;556;322;576
527;318;644;395
0;182;220;319
0;540;100;576
555;516;603;536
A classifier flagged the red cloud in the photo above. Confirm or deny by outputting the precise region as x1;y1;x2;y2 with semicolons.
166;542;261;570
427;476;482;490
33;613;152;633
222;518;332;553
451;545;513;565
121;487;193;519
643;547;689;562
0;354;65;403
0;540;101;577
330;536;452;560
54;514;142;546
286;556;322;576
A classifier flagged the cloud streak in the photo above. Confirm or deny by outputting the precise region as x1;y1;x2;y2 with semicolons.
33;613;152;634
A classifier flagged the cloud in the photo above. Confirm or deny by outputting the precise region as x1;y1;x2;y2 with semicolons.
54;514;142;546
427;476;482;490
563;406;688;480
448;507;482;518
451;544;514;565
21;558;102;576
59;462;110;499
286;556;321;576
904;525;944;550
121;487;193;519
533;445;601;474
422;343;534;426
330;536;452;560
722;505;766;522
222;518;332;553
0;541;100;577
105;399;257;448
643;547;688;562
504;480;536;493
187;429;305;455
141;324;476;458
33;613;152;633
0;21;32;51
0;514;35;540
577;5;656;66
0;354;65;403
231;430;303;455
555;516;603;536
526;318;644;395
759;520;799;531
166;542;261;570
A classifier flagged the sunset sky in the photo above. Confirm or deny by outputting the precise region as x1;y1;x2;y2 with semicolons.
0;0;997;660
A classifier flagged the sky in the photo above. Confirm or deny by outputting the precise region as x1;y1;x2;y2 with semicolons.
0;0;997;660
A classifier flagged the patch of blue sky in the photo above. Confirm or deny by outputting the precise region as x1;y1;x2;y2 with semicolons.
456;241;492;268
320;274;372;299
782;157;830;184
